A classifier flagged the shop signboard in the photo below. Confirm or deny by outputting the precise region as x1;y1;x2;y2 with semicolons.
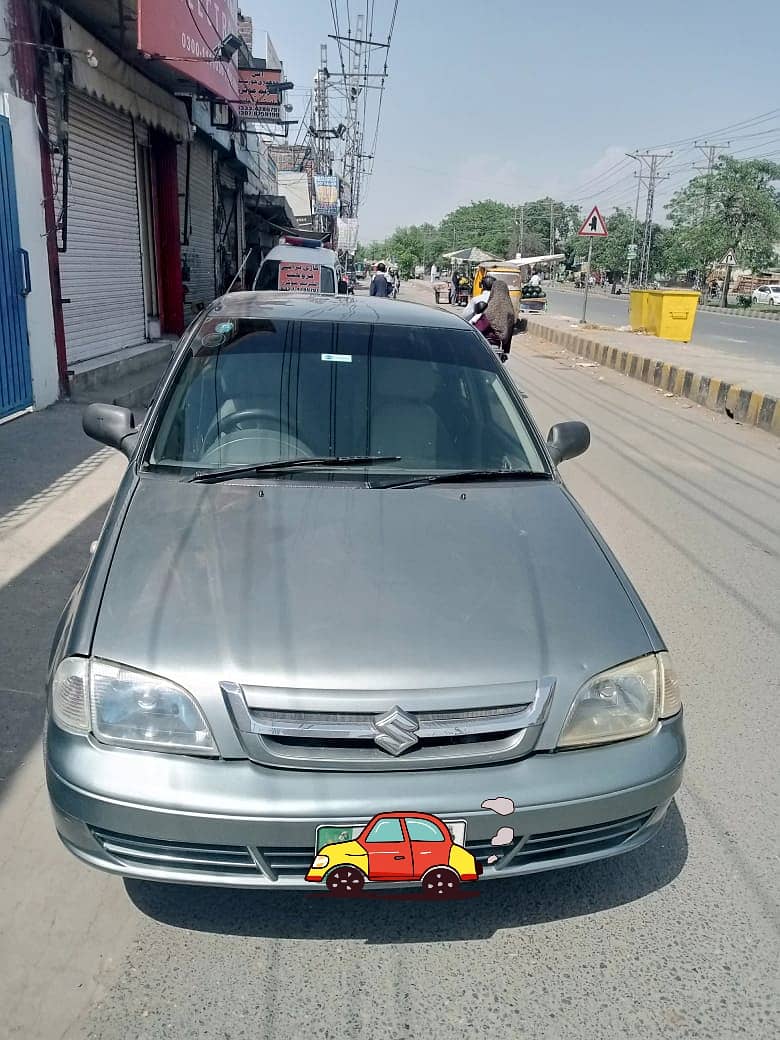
237;68;283;122
137;0;240;102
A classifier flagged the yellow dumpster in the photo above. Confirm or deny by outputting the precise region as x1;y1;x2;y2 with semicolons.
629;289;652;331
648;289;700;342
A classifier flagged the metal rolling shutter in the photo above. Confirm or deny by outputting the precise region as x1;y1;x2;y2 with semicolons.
179;137;216;322
59;91;145;363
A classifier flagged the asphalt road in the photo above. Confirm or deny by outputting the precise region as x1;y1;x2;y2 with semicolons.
545;286;780;364
1;331;779;1039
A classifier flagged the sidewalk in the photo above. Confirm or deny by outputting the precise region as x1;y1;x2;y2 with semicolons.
525;313;780;435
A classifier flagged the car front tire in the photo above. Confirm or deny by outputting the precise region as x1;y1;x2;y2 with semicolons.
325;866;366;895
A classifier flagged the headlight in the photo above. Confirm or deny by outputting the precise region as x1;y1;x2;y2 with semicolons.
312;855;329;870
51;657;216;755
52;657;90;734
558;653;680;749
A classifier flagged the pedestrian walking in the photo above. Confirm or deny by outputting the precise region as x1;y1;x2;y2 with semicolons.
430;263;439;284
370;263;394;298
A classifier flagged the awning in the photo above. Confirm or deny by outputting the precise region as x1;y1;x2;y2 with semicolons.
442;247;501;264
62;13;191;141
246;195;297;233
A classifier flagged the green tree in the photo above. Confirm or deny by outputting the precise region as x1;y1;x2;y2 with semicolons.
665;157;780;297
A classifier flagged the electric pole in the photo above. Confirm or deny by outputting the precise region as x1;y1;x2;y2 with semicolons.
630;151;672;286
625;154;645;289
693;140;729;292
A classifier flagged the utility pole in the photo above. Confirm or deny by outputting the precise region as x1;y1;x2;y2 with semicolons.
518;204;525;257
694;140;729;293
625;154;644;289
630;150;672;286
549;199;555;280
340;13;365;219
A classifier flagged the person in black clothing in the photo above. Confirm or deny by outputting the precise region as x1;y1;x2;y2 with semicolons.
370;263;393;298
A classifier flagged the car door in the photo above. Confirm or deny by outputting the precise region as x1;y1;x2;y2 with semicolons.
361;817;413;881
406;817;450;879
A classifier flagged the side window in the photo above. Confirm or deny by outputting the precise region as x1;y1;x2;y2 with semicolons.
406;818;446;842
365;818;404;843
321;267;336;294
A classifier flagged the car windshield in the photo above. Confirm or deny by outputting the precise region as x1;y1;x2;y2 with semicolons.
255;259;336;294
146;316;547;480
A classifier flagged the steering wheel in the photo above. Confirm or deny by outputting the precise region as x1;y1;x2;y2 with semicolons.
203;408;298;452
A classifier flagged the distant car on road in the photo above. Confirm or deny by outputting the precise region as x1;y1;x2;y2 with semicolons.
752;284;780;307
45;292;685;891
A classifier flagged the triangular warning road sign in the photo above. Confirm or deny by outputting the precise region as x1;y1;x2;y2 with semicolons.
578;206;609;238
720;249;737;266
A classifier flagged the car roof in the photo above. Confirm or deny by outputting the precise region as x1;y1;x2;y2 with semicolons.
208;291;475;330
263;244;338;265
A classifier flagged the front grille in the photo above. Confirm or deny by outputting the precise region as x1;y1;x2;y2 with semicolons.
91;828;260;876
507;811;654;868
222;678;556;771
260;846;314;877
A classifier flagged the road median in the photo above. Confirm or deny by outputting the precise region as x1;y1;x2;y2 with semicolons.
525;316;780;437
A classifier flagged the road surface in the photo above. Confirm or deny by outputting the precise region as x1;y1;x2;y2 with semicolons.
544;286;780;365
1;329;778;1039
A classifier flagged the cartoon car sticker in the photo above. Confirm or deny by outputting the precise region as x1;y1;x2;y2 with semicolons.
306;811;482;896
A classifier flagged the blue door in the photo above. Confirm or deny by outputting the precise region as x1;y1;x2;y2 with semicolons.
0;114;33;418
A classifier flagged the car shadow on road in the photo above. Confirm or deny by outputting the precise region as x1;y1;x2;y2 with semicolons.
126;801;687;944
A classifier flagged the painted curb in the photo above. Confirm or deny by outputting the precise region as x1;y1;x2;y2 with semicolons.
525;319;780;437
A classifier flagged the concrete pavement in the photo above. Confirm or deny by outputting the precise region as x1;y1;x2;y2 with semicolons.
1;347;779;1038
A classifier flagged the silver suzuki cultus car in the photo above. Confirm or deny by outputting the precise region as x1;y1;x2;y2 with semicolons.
46;293;685;891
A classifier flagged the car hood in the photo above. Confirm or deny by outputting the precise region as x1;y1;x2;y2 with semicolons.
93;478;655;745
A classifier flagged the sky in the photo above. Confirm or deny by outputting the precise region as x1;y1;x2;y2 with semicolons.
242;0;779;241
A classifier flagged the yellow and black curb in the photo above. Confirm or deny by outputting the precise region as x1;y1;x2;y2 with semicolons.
525;320;780;437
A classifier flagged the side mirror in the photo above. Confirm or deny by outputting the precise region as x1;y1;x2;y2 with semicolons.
82;403;138;458
547;421;590;465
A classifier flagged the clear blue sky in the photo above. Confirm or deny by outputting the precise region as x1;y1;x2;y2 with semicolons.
243;0;779;240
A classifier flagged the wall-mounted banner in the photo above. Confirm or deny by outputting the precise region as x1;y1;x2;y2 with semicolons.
237;68;283;123
314;175;340;217
137;0;240;102
337;217;359;253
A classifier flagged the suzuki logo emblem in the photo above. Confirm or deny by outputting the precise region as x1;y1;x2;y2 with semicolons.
372;705;420;756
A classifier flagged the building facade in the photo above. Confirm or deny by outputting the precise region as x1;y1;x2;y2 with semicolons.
0;0;286;418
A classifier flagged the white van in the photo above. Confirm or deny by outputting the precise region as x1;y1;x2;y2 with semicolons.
252;238;344;294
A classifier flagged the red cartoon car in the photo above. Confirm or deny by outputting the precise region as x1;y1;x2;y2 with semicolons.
306;812;482;895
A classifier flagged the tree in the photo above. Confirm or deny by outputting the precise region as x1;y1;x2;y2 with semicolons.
665;157;780;296
359;198;581;270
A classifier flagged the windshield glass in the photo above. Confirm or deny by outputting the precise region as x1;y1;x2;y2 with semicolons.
490;271;524;290
146;317;546;479
255;259;336;294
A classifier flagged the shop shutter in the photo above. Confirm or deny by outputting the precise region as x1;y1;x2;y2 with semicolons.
58;91;145;363
179;137;216;322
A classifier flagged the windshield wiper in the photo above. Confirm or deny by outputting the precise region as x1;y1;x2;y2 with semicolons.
188;456;402;485
374;469;551;490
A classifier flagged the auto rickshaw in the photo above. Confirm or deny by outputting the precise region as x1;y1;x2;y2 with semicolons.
473;253;566;315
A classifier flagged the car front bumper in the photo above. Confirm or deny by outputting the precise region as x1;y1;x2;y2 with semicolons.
46;714;685;889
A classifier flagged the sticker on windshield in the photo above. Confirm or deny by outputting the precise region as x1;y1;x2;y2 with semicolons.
214;322;234;334
321;353;352;363
279;261;321;292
